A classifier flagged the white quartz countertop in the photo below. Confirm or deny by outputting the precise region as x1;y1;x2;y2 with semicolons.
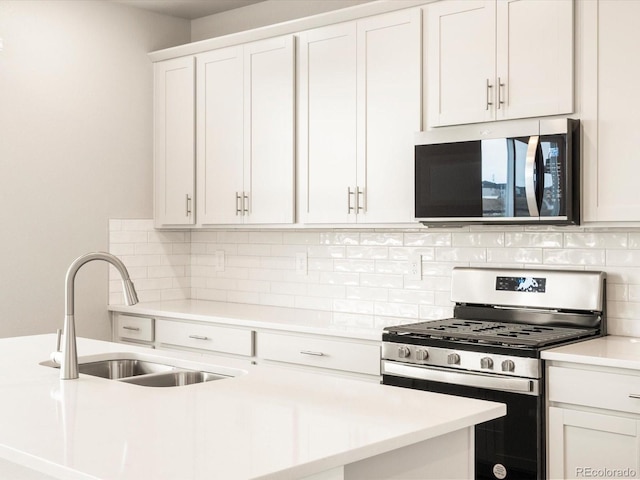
109;299;385;341
0;334;504;480
542;335;640;370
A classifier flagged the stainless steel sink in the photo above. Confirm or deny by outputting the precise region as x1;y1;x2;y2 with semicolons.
120;370;227;387
41;353;243;387
78;359;176;379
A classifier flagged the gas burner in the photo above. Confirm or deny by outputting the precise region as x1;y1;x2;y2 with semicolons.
388;318;599;348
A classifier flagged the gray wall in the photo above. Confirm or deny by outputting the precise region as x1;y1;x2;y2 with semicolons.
0;0;190;339
191;0;374;41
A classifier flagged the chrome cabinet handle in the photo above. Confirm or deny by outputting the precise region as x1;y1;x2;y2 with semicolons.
185;194;192;217
497;77;505;109
235;192;242;216
525;135;540;217
629;394;640;399
347;187;355;214
188;335;209;341
300;350;325;356
486;79;493;110
243;192;249;216
122;326;140;332
356;186;365;213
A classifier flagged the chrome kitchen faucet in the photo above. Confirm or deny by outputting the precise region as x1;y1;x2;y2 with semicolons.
53;252;138;380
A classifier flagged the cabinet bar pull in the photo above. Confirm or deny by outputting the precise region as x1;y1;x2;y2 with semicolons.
497;77;505;109
348;187;355;214
188;335;209;341
122;326;140;332
243;192;249;216
185;194;192;216
629;394;640;399
356;186;365;213
486;79;493;110
300;350;325;356
235;192;242;216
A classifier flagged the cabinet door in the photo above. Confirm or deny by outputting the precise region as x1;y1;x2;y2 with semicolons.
244;36;295;224
356;9;421;224
154;57;195;227
426;0;495;127
583;0;640;222
196;46;244;226
299;22;357;224
548;406;640;480
496;0;573;121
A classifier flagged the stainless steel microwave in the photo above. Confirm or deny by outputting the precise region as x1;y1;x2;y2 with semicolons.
414;118;580;226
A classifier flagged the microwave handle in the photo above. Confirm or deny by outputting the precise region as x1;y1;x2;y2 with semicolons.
525;135;540;217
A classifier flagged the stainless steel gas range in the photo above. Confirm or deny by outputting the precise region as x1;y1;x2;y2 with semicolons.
382;267;606;480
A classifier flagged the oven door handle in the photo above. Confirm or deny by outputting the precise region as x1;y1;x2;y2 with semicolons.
382;361;539;395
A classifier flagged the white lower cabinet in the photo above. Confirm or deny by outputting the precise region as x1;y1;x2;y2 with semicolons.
547;364;640;479
112;313;381;380
257;331;380;380
113;313;155;347
156;319;254;357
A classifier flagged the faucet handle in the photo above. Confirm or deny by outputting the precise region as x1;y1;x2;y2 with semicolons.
50;329;63;365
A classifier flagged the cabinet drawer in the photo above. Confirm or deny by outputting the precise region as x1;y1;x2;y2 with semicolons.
116;314;154;342
548;365;640;414
156;319;253;356
257;332;380;376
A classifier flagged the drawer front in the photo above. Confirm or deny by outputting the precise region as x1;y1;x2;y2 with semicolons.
116;314;154;342
156;319;253;356
548;365;640;414
258;332;380;376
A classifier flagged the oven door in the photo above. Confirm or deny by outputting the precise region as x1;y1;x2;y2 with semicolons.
382;361;543;480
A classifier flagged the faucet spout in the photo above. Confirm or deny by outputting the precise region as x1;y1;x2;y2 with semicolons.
59;252;138;380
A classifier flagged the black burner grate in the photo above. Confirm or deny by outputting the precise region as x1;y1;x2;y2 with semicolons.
390;318;597;347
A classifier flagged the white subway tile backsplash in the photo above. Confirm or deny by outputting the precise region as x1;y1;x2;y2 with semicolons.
487;248;543;264
505;232;563;248
404;232;451;247
346;286;389;302
319;232;360;245
109;220;640;337
360;232;403;246
452;232;504;247
565;232;628;249
435;247;486;263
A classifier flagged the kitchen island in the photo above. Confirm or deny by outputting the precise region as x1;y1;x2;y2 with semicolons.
0;335;504;480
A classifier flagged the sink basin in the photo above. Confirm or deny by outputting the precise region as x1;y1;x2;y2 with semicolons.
41;352;245;387
78;359;176;379
120;370;227;387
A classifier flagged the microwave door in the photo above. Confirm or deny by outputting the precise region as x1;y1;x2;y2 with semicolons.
539;134;567;218
481;139;513;218
514;136;540;219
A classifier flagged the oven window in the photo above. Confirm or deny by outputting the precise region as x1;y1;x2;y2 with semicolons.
384;375;542;480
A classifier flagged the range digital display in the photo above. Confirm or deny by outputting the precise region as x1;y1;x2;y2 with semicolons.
496;276;546;293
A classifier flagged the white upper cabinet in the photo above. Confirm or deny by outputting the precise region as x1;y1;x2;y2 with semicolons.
196;46;244;225
426;0;573;127
197;36;295;226
356;10;422;224
154;57;195;227
582;0;640;222
299;22;358;224
243;37;295;225
299;9;421;224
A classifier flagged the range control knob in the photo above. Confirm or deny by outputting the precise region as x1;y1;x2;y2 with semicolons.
447;353;461;365
501;360;516;373
415;349;429;361
480;357;494;369
398;346;411;358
